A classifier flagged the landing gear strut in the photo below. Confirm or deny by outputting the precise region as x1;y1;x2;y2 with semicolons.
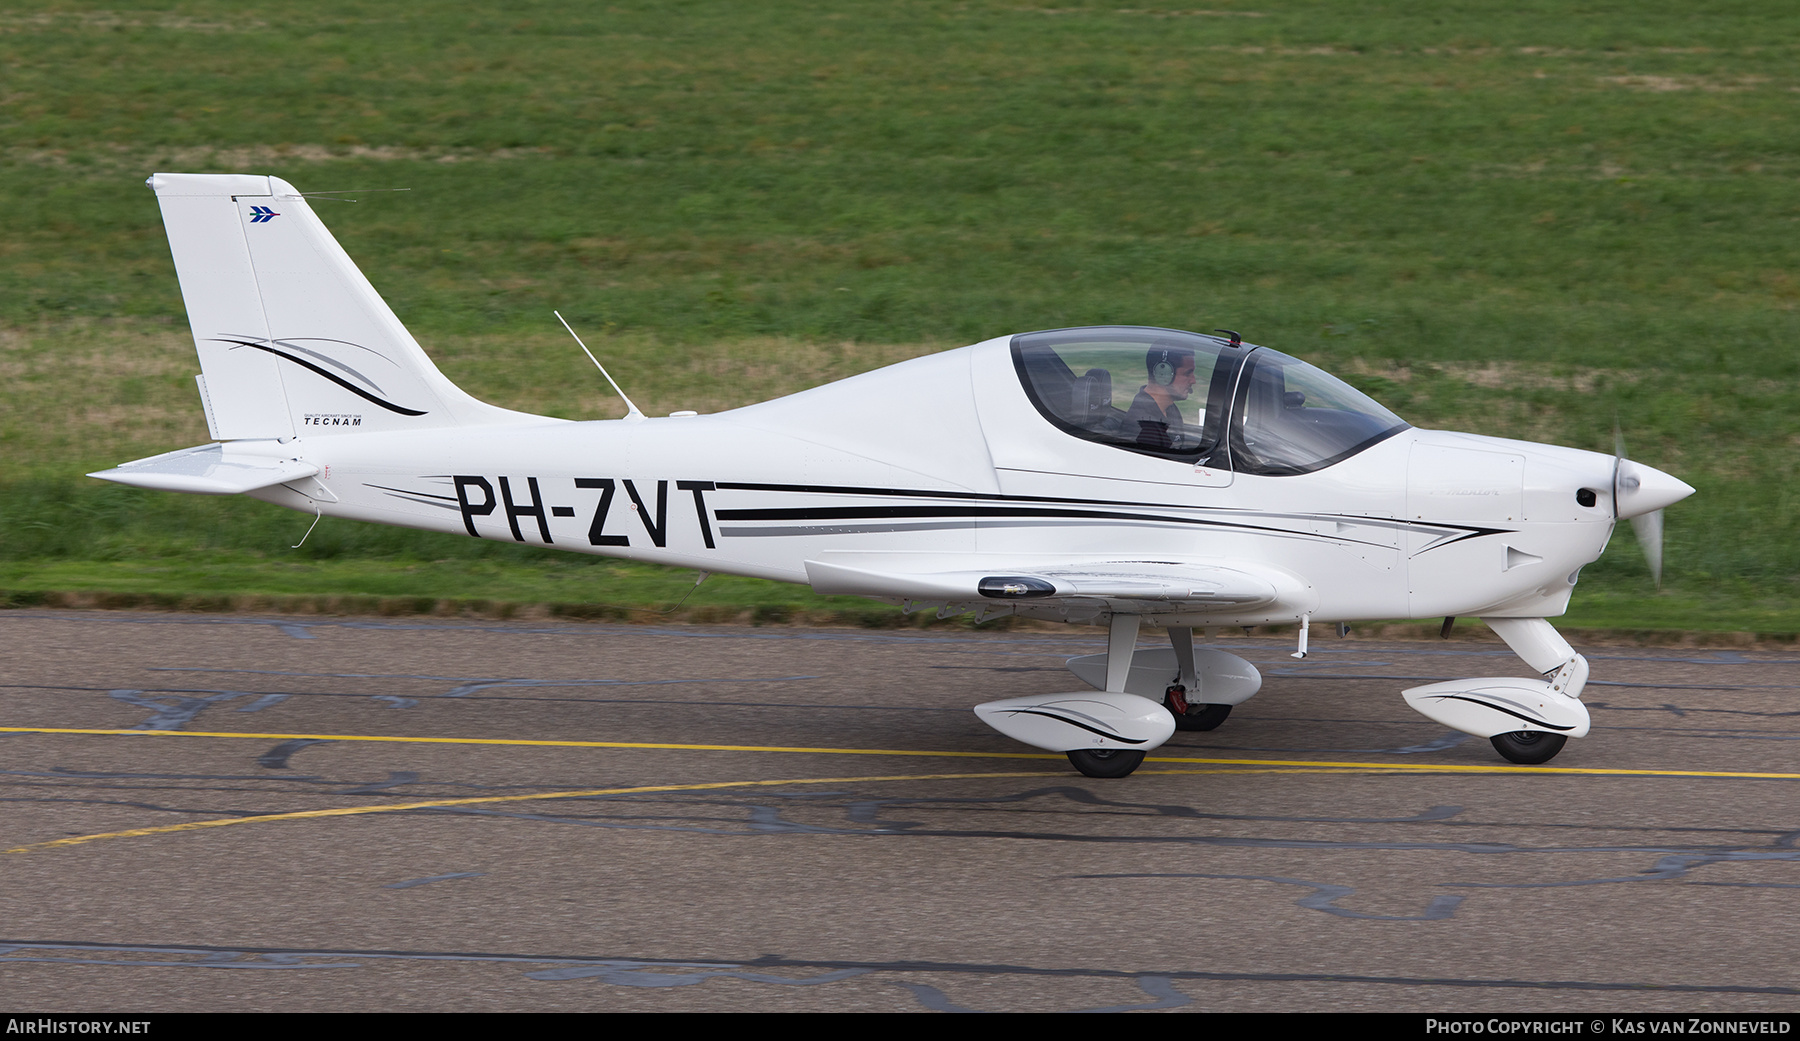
1065;614;1158;778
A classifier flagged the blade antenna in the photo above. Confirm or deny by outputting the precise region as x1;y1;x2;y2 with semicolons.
555;310;644;420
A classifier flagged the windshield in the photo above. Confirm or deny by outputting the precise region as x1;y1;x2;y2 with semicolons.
1229;348;1408;475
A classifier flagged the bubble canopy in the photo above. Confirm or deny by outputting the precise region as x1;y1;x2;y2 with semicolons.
1009;326;1409;476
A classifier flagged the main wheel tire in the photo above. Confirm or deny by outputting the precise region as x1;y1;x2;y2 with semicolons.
1490;730;1568;765
1066;748;1147;778
1169;701;1232;732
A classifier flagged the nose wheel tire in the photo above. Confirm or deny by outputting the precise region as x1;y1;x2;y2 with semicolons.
1066;748;1147;778
1490;730;1568;765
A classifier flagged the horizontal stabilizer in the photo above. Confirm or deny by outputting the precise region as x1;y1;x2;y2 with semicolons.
88;443;318;496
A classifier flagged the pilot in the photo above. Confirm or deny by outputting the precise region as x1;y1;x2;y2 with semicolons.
1125;343;1196;450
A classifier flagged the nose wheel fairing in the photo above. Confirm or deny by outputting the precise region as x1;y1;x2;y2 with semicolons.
1401;672;1591;740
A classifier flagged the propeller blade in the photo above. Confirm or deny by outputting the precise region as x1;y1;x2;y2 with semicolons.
1613;425;1685;588
1630;508;1664;589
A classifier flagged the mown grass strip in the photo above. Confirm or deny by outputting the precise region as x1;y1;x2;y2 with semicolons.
3;1;1795;617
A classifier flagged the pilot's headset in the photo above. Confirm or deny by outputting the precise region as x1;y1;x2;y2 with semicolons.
1147;345;1181;387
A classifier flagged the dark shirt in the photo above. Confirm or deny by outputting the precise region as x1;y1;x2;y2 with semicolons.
1124;388;1184;450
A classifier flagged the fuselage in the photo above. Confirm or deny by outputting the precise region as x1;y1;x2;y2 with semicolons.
245;332;1623;626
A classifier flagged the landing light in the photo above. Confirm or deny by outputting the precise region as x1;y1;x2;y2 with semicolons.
979;576;1056;599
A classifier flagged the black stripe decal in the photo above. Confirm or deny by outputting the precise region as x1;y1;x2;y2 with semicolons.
365;483;457;502
999;708;1149;745
1425;694;1577;732
380;492;461;511
713;502;1423;545
717;505;1152;522
718;521;981;537
713;480;1508;546
214;339;428;416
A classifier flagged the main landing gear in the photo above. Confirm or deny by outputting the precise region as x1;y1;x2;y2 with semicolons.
1054;620;1257;778
973;613;1184;780
1163;683;1232;732
1037;621;1262;778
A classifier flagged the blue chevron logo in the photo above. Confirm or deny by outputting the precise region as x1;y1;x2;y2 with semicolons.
248;205;281;223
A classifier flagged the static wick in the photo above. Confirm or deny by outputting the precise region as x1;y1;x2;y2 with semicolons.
554;310;644;420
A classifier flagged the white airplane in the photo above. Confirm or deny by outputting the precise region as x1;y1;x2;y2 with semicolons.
93;173;1694;778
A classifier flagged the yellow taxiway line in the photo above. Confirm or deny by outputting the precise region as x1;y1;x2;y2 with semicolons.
0;766;1554;856
2;770;1070;855
6;721;1800;855
4;724;1800;780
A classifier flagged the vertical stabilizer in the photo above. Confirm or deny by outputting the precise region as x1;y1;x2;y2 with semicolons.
148;173;539;440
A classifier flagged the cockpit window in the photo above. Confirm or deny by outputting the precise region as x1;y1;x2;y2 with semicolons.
1011;327;1236;464
1013;327;1411;475
1229;348;1408;475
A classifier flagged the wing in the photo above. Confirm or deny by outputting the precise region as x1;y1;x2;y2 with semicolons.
804;553;1311;621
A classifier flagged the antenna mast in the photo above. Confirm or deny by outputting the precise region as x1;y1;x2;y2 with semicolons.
554;311;644;420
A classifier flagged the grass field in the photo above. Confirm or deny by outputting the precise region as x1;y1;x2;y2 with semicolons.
3;1;1797;630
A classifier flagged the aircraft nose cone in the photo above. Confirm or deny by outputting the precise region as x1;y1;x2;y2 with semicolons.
1615;459;1694;519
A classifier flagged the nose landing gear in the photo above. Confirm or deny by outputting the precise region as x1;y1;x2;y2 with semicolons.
1401;618;1591;765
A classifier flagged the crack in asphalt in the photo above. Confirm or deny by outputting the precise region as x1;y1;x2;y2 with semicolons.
0;940;1794;1003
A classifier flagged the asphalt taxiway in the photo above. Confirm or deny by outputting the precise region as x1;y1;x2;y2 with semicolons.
2;609;1797;1012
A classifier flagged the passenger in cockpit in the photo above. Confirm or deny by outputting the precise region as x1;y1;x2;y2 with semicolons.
1124;343;1196;450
